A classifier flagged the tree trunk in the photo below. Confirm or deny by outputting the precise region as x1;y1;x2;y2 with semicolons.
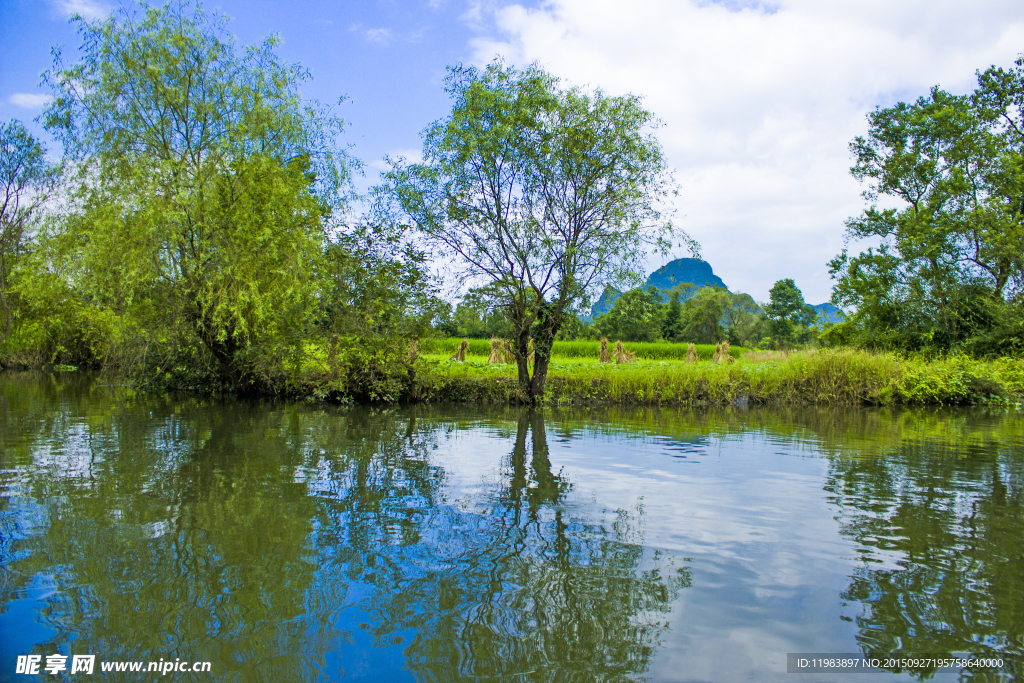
528;303;561;402
187;297;245;390
513;325;532;402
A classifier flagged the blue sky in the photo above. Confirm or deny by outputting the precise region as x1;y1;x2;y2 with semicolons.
3;0;1024;304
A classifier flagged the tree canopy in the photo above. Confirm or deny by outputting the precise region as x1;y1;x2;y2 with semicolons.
40;2;354;385
0;120;58;342
381;60;692;399
830;58;1024;354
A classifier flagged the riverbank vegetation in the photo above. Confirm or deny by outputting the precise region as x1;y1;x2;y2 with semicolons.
409;347;1022;407
1;1;1022;407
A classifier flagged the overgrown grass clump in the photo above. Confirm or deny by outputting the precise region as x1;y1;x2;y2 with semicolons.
412;348;1024;406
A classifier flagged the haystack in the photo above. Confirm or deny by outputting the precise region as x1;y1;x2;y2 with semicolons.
450;338;469;362
487;337;513;364
713;341;733;364
407;339;419;361
614;340;636;364
686;343;697;364
599;337;611;363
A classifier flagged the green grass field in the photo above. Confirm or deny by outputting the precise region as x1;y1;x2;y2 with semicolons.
412;345;1024;407
419;338;746;361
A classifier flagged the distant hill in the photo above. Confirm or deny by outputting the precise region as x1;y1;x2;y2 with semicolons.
586;259;844;324
811;303;845;324
644;258;727;299
589;285;624;319
590;258;728;318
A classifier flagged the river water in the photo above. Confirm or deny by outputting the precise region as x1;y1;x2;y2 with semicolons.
0;372;1021;682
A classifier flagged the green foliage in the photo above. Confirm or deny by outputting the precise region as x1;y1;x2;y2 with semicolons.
0;119;59;342
594;287;665;342
720;292;765;347
662;289;683;341
40;2;352;384
314;224;443;401
832;57;1024;355
676;286;731;344
434;284;515;339
669;286;765;346
764;279;815;347
380;59;692;400
1;257;120;368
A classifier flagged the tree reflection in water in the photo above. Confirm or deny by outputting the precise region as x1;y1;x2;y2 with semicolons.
825;434;1024;680
314;409;692;682
0;375;690;682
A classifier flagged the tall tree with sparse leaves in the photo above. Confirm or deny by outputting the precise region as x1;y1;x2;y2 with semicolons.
381;60;693;400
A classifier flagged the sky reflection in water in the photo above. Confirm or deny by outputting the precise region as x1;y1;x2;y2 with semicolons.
0;373;1021;682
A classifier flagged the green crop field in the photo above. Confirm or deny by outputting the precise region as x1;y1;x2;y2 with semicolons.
411;347;1024;407
419;338;746;362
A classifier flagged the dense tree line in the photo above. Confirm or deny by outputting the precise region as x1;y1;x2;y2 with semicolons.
0;2;693;400
2;0;1021;404
438;277;826;349
0;3;439;398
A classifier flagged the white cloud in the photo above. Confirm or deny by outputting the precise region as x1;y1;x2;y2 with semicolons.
8;93;53;109
52;0;111;21
368;148;425;173
466;0;1024;303
365;27;394;44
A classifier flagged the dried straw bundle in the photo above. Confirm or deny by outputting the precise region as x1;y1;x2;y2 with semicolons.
450;338;469;362
686;343;697;364
713;341;733;364
407;339;419;361
613;340;636;364
599;337;611;363
487;338;513;364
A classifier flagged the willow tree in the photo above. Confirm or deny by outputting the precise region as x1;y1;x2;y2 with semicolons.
0;120;58;343
381;61;692;400
42;2;351;385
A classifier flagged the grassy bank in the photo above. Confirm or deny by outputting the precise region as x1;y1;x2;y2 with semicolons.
410;348;1024;407
6;340;1021;407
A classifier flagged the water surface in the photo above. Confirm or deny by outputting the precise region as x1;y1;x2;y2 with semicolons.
1;373;1021;681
